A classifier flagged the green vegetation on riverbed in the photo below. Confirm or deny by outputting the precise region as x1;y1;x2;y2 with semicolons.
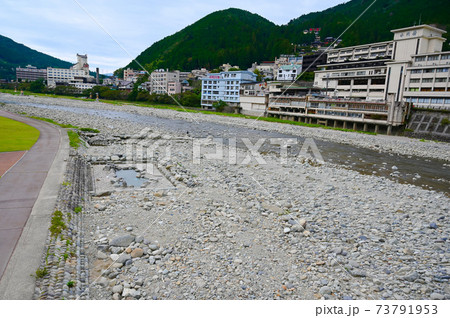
67;130;82;149
0;116;40;152
28;116;99;133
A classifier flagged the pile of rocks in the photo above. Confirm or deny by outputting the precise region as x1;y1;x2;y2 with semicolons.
90;232;177;300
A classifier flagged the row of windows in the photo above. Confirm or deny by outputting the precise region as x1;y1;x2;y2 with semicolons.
415;54;450;62
406;97;450;104
203;96;239;100
203;85;239;90
409;78;448;83
410;68;449;74
408;87;450;92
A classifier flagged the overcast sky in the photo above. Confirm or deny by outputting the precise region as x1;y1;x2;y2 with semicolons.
0;0;345;74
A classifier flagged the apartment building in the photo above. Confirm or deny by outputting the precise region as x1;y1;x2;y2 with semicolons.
200;71;257;109
146;69;181;95
16;65;47;82
314;24;450;110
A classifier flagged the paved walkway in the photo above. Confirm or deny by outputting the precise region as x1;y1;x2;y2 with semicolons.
0;151;26;177
0;110;68;299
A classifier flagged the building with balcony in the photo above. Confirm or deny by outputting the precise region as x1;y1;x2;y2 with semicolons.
404;52;450;110
200;71;257;109
314;24;450;110
16;65;47;82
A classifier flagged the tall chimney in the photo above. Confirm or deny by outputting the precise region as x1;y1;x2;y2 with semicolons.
96;67;99;84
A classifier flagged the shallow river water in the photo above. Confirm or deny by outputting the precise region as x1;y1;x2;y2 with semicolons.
2;99;448;194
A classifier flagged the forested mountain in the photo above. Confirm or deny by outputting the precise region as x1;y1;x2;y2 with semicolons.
121;0;450;74
0;34;73;80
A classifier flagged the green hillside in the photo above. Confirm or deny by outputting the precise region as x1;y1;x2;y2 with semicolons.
126;8;283;72
285;0;450;48
121;0;449;73
0;34;73;80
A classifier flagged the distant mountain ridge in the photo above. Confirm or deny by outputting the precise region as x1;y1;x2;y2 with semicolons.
0;34;73;80
122;0;450;73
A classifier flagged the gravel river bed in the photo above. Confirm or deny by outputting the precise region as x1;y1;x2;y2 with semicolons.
1;94;449;300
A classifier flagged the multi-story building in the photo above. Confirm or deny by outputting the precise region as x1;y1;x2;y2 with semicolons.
189;68;209;79
47;54;95;89
403;52;450;110
276;64;303;81
248;61;275;80
302;51;328;72
145;69;181;95
239;82;268;116
275;55;303;67
265;82;405;133
123;68;146;82
326;41;394;63
200;71;257;109
314;24;450;110
16;65;47;82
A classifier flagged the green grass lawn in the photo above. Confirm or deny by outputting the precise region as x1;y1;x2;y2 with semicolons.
0;117;40;152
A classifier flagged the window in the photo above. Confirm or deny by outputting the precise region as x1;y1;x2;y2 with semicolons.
409;79;420;83
436;68;449;73
415;57;426;62
427;56;439;61
435;78;447;82
411;69;422;74
422;78;433;83
431;98;444;104
441;54;450;60
424;69;434;73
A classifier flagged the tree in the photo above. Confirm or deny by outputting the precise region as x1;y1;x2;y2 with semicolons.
253;68;263;82
29;79;45;93
212;100;227;112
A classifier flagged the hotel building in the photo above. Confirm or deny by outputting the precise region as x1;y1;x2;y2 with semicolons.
201;71;257;109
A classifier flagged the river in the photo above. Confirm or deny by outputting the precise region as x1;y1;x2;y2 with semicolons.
1;98;448;194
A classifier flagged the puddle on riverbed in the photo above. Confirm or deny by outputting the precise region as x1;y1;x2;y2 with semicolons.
115;169;148;188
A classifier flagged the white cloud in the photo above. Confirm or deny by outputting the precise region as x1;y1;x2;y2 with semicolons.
0;0;345;73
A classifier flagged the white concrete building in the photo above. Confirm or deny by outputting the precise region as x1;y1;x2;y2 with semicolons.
276;64;303;81
314;25;450;110
403;52;450;110
326;41;394;63
47;54;95;89
200;71;257;109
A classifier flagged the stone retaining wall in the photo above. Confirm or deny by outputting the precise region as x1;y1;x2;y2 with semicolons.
34;155;93;300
